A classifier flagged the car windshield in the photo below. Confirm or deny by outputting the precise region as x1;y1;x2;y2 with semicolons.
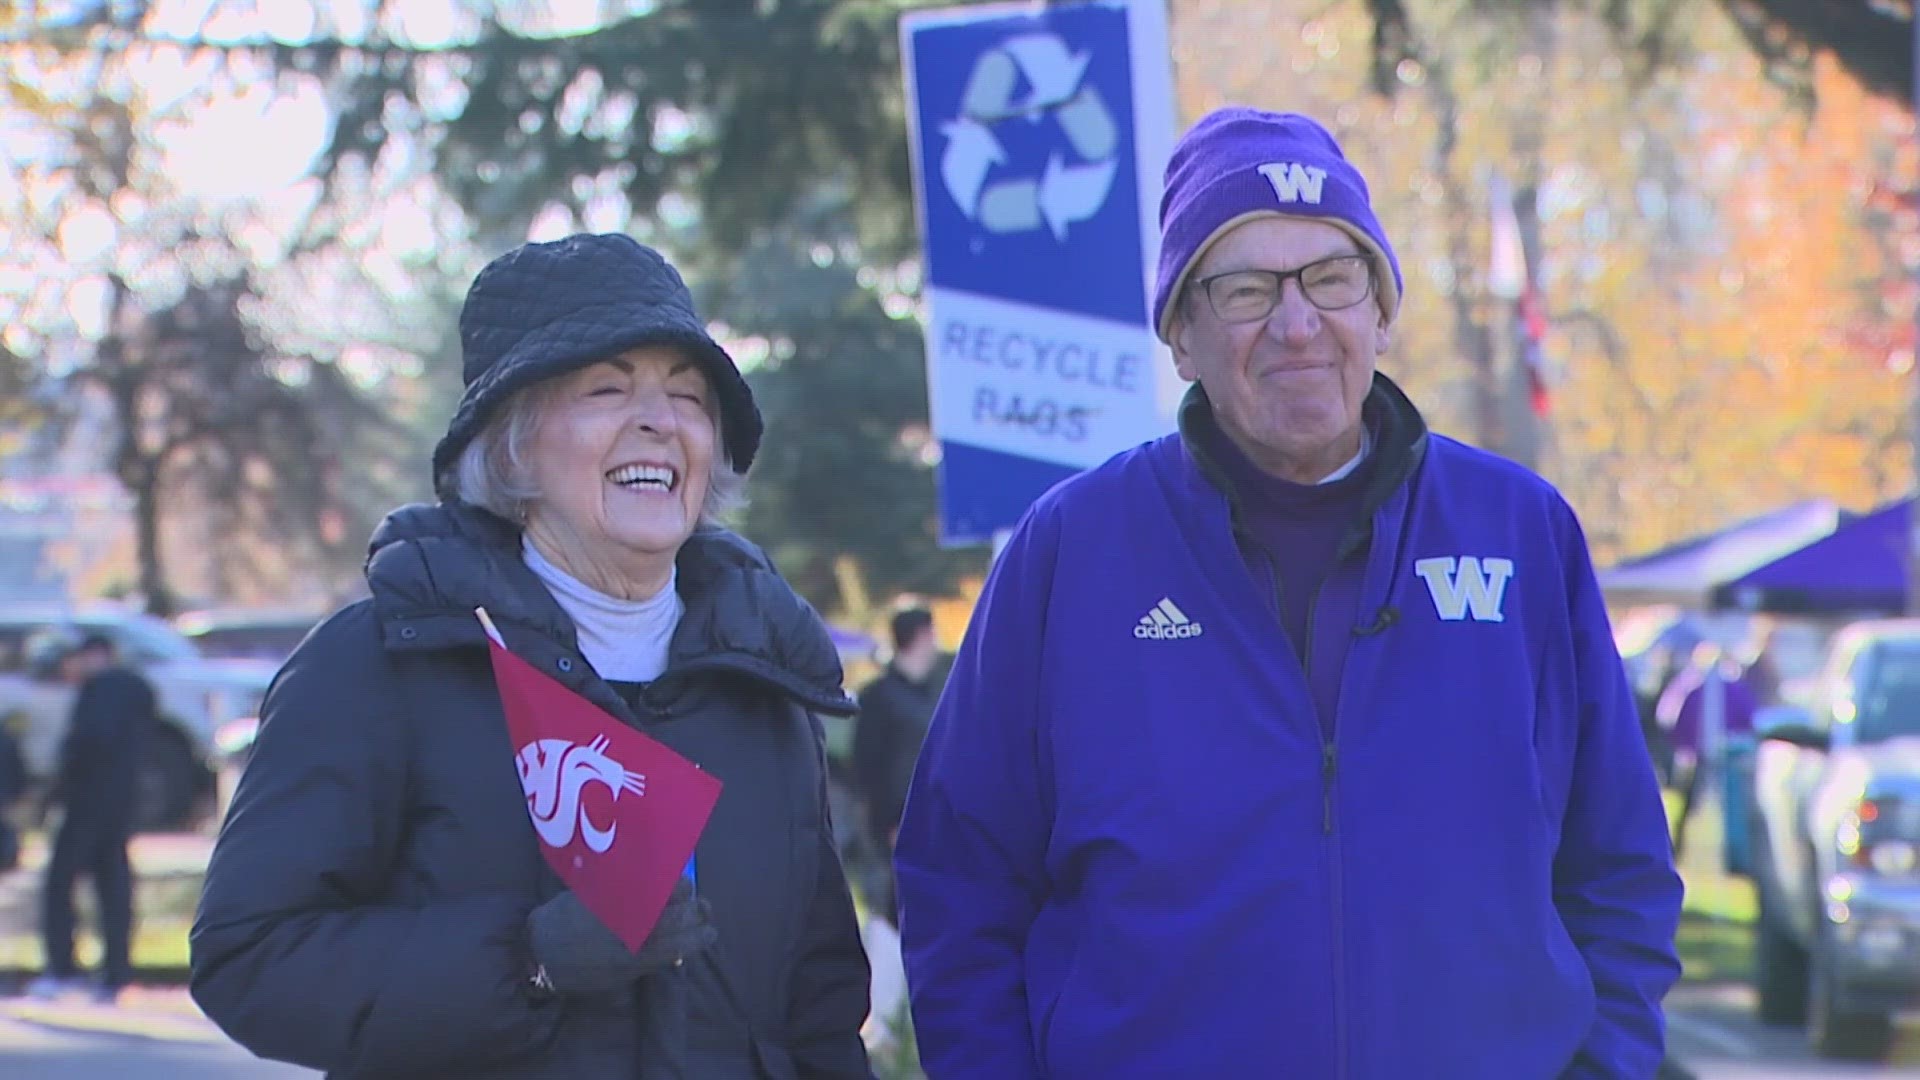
188;623;315;661
95;616;202;663
1855;641;1920;743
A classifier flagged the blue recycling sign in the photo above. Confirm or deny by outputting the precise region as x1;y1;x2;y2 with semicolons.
902;1;1176;546
912;9;1145;326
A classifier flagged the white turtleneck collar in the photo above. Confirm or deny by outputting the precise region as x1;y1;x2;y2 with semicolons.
522;536;684;682
1316;426;1373;485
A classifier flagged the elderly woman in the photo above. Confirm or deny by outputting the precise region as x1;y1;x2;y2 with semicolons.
190;234;874;1079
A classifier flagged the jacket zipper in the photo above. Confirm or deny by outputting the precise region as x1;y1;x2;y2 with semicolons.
1302;586;1335;835
1321;742;1337;833
1266;551;1348;1080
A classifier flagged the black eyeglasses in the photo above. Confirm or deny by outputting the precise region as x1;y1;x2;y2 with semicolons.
1190;254;1376;323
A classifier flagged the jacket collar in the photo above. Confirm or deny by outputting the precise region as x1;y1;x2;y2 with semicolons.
1177;370;1429;559
361;501;855;716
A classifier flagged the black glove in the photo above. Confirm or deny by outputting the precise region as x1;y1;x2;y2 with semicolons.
526;878;717;1001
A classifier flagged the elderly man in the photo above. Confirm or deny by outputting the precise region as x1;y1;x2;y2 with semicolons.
895;108;1682;1079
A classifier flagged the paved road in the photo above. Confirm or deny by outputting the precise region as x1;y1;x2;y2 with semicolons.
0;984;315;1074
1668;982;1920;1078
27;831;1909;1079
0;1007;315;1078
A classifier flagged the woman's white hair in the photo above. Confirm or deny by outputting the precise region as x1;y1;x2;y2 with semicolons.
449;376;748;526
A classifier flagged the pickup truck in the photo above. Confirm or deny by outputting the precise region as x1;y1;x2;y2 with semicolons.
0;604;277;832
1743;618;1920;1059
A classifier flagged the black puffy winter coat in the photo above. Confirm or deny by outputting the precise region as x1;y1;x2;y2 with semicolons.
190;502;874;1079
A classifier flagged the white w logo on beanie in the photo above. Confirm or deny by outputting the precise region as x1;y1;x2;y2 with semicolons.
1257;162;1327;205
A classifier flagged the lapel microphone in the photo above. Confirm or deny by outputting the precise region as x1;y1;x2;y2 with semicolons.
1354;606;1399;637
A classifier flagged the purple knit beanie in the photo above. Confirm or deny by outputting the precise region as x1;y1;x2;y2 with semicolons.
1153;108;1402;341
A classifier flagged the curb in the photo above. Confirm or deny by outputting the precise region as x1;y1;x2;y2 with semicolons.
0;966;192;986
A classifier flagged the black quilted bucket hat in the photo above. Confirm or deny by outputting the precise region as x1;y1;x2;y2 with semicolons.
431;233;763;497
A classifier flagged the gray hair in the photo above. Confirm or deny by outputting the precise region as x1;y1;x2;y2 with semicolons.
449;378;748;526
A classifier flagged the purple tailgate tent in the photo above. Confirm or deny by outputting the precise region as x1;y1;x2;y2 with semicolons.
1710;497;1912;616
1598;499;1841;607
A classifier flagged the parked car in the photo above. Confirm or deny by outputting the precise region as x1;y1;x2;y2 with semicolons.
1741;618;1920;1059
173;606;324;663
174;607;334;778
0;603;277;832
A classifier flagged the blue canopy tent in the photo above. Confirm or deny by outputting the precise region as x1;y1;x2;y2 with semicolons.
1709;497;1913;616
1598;499;1842;607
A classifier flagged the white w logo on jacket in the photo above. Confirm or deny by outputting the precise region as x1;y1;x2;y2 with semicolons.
1414;556;1514;622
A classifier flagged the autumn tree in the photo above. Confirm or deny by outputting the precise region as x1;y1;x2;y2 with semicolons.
1361;0;1914;111
261;0;985;612
1171;0;1913;562
7;0;990;618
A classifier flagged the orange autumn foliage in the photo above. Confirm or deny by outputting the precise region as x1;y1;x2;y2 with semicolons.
1169;0;1914;566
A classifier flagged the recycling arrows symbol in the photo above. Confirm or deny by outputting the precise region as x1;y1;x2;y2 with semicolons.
939;32;1119;241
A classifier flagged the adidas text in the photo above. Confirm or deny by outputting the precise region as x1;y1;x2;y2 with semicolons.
1135;622;1203;639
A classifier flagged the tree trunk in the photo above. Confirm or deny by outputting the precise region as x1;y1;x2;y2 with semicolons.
1500;1;1559;475
94;275;179;618
1499;181;1543;474
130;461;175;617
1427;65;1503;453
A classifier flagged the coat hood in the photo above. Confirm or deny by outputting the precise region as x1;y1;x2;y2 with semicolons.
363;501;853;716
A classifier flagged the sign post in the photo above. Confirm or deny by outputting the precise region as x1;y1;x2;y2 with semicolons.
1910;11;1920;614
901;0;1179;546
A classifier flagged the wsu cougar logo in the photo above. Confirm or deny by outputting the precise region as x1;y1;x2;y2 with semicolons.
516;736;647;853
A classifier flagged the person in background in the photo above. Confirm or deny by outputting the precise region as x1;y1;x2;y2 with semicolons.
1740;624;1783;709
0;706;25;874
1659;641;1759;860
29;633;152;1004
852;605;942;926
1629;643;1682;787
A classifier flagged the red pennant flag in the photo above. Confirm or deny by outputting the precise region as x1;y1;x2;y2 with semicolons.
476;608;722;952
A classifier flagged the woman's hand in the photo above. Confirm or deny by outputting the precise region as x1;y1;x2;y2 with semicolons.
525;878;717;1000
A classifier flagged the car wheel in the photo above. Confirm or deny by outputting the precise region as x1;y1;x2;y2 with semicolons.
132;728;211;833
1753;903;1809;1025
1808;931;1894;1060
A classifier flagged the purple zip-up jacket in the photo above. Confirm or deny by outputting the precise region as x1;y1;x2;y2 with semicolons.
1198;409;1375;736
895;374;1682;1080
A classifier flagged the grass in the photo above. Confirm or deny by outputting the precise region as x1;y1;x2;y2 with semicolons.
1676;911;1754;985
0;918;193;974
0;830;206;982
1666;784;1759;986
869;998;923;1080
0;788;1759;1055
1679;865;1757;924
846;788;1753;1080
1675;860;1757;988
